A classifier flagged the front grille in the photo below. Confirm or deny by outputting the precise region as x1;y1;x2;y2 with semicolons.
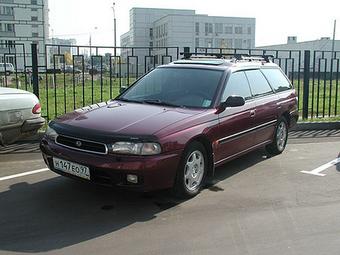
56;135;108;154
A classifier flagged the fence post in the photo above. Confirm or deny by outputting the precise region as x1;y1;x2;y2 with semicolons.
302;50;310;119
31;43;39;98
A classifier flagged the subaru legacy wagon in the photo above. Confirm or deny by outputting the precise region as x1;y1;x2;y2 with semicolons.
40;55;298;198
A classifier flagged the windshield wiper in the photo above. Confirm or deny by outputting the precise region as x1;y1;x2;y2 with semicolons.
142;99;184;108
116;98;143;104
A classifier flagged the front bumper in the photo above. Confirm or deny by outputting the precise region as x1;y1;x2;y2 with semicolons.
40;137;182;192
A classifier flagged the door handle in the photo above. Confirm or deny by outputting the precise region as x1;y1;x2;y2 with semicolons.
250;110;256;117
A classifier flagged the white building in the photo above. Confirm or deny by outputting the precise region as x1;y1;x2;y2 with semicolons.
258;36;340;52
257;36;340;73
0;0;49;70
121;8;255;75
46;38;77;68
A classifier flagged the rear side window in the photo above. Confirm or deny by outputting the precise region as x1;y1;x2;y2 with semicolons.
221;71;252;102
245;70;273;97
261;68;292;92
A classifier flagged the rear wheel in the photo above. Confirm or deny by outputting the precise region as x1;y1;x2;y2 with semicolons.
266;117;288;155
173;141;207;198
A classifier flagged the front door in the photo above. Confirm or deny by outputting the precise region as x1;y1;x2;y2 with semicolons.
215;71;257;165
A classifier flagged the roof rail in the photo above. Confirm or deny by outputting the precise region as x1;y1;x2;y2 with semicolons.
180;52;274;63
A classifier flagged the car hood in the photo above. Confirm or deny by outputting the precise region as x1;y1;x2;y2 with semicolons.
53;101;206;136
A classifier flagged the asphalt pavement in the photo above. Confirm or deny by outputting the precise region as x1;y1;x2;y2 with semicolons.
0;135;340;255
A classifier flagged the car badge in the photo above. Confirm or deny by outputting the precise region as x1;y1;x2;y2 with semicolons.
75;141;82;147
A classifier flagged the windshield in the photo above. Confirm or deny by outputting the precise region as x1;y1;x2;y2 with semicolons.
118;67;223;108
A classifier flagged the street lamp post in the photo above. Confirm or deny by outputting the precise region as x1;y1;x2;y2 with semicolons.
89;26;98;57
331;20;337;59
112;2;117;56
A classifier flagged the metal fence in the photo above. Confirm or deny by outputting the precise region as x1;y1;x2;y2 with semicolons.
0;42;339;121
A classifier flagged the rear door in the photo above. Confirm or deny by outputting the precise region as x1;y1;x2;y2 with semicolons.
244;69;279;145
215;71;257;165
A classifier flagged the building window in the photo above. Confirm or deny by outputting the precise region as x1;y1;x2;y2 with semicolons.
31;8;38;12
215;23;223;34
31;0;37;4
156;26;159;39
247;39;252;49
235;26;243;34
234;39;242;48
149;41;153;47
164;23;168;36
5;24;15;32
160;25;163;37
32;32;39;37
195;22;199;35
215;38;223;48
0;40;15;48
32;24;38;28
195;38;199;48
1;6;14;15
149;28;153;39
226;39;233;48
205;39;213;48
205;23;213;35
224;26;232;34
31;16;38;21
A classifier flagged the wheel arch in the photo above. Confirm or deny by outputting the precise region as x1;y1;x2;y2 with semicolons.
281;111;291;127
186;135;215;177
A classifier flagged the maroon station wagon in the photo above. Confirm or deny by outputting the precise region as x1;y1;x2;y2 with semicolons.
40;55;298;198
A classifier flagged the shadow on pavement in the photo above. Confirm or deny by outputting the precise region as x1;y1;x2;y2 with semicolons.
0;148;270;253
0;177;180;253
206;148;270;190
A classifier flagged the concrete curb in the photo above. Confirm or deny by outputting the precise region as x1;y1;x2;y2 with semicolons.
291;122;340;131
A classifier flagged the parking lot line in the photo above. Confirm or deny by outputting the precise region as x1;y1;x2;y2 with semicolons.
301;157;340;176
0;168;49;182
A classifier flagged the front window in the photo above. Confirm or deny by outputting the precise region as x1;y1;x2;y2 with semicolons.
221;71;252;102
118;68;223;108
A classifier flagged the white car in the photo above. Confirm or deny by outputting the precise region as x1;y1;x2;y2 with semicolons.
0;87;45;145
0;63;15;75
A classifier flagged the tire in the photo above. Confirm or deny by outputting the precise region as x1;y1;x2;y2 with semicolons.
173;141;208;198
266;117;288;155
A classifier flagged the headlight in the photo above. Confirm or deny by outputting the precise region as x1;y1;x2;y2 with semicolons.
45;126;58;140
111;142;161;155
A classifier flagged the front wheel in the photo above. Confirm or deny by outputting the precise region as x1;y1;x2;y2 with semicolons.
173;141;207;198
266;118;288;155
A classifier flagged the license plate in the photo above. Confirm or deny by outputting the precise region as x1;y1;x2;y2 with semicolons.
53;157;90;180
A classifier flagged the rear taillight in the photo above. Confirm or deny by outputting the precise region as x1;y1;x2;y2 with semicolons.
32;103;41;114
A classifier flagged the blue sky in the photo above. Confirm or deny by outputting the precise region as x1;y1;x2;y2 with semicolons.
49;0;340;47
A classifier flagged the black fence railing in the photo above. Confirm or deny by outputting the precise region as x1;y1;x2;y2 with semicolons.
0;43;339;121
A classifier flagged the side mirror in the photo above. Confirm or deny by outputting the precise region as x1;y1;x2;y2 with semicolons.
224;95;245;107
216;95;245;114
